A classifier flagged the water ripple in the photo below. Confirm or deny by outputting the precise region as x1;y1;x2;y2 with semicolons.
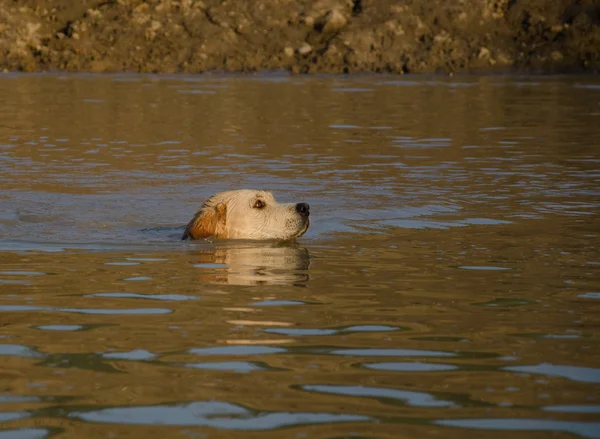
70;401;370;429
435;418;600;439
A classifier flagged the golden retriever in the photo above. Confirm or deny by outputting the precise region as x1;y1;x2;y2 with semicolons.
182;189;310;240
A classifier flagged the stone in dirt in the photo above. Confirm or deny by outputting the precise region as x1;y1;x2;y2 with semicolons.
318;9;347;33
297;43;313;56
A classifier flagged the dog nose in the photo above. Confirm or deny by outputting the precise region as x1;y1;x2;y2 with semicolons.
296;203;310;217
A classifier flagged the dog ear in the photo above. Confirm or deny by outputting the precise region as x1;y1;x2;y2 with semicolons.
182;198;227;240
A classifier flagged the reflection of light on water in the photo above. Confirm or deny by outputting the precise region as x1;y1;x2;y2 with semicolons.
189;346;287;356
0;305;172;315
227;320;292;327
363;362;458;372
37;325;83;332
332;348;456;357
302;384;456;407
223;307;258;312
263;324;401;336
186;361;268;373
218;339;294;346
0;344;43;358
435;418;600;439
89;292;198;301
70;401;370;429
250;300;309;306
505;363;600;383
102;349;157;361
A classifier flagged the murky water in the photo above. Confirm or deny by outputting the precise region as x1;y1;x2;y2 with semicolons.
1;74;599;439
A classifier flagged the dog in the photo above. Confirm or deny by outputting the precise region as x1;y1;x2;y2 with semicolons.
182;189;310;240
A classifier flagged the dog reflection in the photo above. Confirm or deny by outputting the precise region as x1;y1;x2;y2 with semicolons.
192;244;310;286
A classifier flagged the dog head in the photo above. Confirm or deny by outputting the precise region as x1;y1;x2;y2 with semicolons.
182;189;310;241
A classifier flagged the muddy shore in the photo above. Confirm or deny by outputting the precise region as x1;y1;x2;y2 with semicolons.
1;0;599;74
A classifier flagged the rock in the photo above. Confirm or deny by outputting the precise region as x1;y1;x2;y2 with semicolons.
283;46;294;57
384;20;405;36
434;31;450;44
497;53;513;65
297;43;312;56
478;47;491;60
319;9;347;33
551;51;563;62
302;16;314;27
324;44;339;58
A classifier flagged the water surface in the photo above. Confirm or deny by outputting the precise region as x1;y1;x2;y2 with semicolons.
0;74;599;439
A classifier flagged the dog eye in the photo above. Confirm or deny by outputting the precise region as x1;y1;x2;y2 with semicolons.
253;200;265;209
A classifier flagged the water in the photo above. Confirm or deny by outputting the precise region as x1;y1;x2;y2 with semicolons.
0;74;599;439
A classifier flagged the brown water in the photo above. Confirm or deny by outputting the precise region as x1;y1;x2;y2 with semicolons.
0;74;599;439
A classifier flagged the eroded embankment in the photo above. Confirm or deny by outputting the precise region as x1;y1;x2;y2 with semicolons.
1;0;599;74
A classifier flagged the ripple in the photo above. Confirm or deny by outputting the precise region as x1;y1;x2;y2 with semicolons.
574;84;600;90
69;401;370;429
177;89;217;95
264;328;337;336
193;263;228;269
461;218;513;225
329;124;361;129
0;429;49;439
102;349;157;361
435;418;600;439
543;405;600;413
376;219;465;230
458;266;512;271
0;344;43;358
505;364;600;383
342;325;401;333
0;305;171;315
264;325;400;336
540;334;581;339
250;300;310;306
36;325;83;332
104;262;140;266
58;307;172;315
381;80;421;86
189;346;287;356
0;271;45;276
331;88;373;93
90;292;198;301
301;385;455;407
125;258;168;262
578;293;600;299
0;395;40;403
473;298;535;307
0;412;30;422
363;362;457;372
0;305;45;312
185;361;272;373
331;348;456;357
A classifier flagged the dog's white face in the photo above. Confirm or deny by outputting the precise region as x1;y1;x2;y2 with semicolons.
182;189;310;240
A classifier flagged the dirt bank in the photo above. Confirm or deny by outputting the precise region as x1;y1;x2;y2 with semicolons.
1;0;599;74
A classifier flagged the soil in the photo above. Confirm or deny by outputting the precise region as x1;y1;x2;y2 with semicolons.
1;0;599;74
